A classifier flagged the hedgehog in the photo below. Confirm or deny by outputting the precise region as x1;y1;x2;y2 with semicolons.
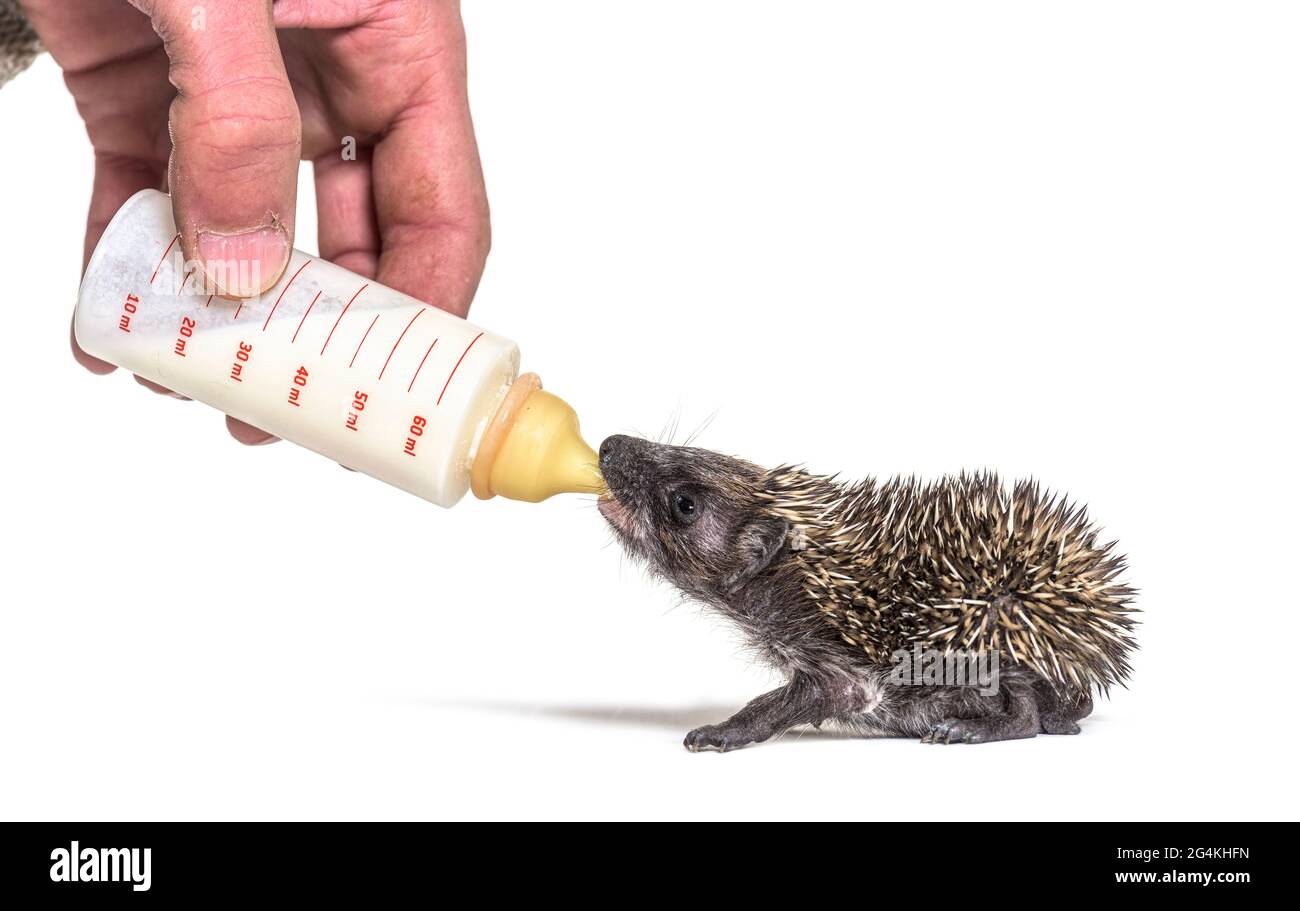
596;434;1137;751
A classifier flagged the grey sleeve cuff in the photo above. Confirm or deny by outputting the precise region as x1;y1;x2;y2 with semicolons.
1;0;42;88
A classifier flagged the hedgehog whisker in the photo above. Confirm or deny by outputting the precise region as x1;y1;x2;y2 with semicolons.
656;402;684;445
682;408;720;447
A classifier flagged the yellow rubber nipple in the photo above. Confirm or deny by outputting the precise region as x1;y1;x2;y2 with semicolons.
470;373;603;503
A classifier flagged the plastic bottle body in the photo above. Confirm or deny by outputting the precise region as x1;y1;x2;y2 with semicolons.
75;190;520;508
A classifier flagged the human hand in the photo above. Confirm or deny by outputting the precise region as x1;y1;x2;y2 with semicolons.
23;0;489;443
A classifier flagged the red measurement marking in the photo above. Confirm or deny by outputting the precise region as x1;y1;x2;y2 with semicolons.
174;314;196;357
377;309;425;381
349;314;381;368
287;365;309;407
407;338;439;392
320;283;369;356
404;415;428;458
345;390;369;432
437;332;484;405
292;290;321;343
262;259;311;331
232;300;245;321
180;269;195;292
230;341;253;381
205;295;214;308
150;234;180;285
118;293;140;333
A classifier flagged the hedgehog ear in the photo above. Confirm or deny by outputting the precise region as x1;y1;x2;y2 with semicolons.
722;517;789;594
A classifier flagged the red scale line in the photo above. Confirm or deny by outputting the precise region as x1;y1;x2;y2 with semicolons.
262;260;311;331
437;331;485;405
408;338;439;392
349;314;381;368
292;291;321;343
377;309;425;381
150;234;180;285
321;284;369;355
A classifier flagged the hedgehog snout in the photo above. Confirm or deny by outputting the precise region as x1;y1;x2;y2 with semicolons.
599;434;635;469
598;434;644;490
598;435;632;503
597;435;652;536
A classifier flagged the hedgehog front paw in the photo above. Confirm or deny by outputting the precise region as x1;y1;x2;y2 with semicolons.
684;723;756;753
921;720;979;744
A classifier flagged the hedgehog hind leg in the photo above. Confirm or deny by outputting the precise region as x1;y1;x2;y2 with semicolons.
1037;684;1093;735
922;680;1041;745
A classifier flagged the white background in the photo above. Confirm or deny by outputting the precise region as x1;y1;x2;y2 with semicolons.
1;1;1296;821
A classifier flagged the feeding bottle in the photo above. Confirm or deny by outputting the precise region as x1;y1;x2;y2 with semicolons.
74;190;602;508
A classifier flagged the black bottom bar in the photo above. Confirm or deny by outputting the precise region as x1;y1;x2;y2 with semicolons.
0;822;1279;899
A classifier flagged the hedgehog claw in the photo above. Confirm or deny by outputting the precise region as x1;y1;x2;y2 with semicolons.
924;721;978;745
684;723;755;753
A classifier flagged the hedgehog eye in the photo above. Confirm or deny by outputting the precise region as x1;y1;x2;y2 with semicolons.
671;490;699;524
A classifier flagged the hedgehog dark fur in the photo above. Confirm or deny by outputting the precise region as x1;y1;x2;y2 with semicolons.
597;435;1137;752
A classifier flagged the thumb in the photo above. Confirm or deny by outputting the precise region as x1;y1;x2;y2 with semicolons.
132;0;300;297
